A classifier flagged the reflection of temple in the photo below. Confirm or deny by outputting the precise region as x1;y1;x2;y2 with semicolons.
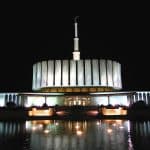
26;120;87;136
0;121;31;149
24;120;133;150
0;121;26;136
1;120;150;149
64;121;87;135
1;120;150;150
130;121;150;150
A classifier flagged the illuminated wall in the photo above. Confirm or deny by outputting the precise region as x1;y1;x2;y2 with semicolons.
131;91;150;105
91;95;128;106
1;92;149;107
0;93;21;107
0;94;5;107
32;59;122;91
25;96;64;107
25;95;129;107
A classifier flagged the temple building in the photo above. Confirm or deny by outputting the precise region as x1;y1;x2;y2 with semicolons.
0;18;150;108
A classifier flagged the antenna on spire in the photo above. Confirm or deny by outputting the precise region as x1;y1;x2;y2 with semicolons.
73;16;80;61
74;16;79;23
74;16;79;38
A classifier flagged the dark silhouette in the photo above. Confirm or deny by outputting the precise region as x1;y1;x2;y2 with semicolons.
131;100;147;110
6;101;16;108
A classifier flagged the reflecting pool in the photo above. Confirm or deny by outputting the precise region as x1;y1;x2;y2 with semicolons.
0;120;150;150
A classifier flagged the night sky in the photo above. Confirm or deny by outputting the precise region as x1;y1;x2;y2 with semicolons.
0;12;149;92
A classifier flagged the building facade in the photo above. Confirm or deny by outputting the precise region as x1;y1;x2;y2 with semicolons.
0;19;149;108
32;59;122;92
0;91;150;107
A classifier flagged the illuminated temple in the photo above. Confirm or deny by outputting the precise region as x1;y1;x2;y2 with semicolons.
0;18;150;108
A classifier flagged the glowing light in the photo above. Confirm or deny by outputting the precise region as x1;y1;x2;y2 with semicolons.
78;100;81;105
109;95;128;106
0;95;5;106
44;129;50;134
104;120;123;125
116;120;122;124
102;108;127;115
26;96;45;107
107;128;113;133
83;101;85;106
127;121;130;132
55;122;59;126
119;126;124;129
33;108;36;111
94;96;108;105
32;126;37;131
32;120;50;125
113;123;116;127
76;130;83;136
56;111;66;116
28;108;53;116
96;122;100;125
38;124;43;128
44;120;51;124
75;125;80;129
25;121;31;130
46;97;58;106
86;110;99;116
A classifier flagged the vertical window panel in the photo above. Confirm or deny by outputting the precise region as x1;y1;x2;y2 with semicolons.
41;61;47;87
100;59;107;86
118;63;122;89
77;60;84;86
32;64;36;90
36;62;41;89
70;60;76;86
62;60;69;86
113;61;118;88
107;60;113;87
48;60;54;86
55;60;61;86
92;59;99;86
85;59;92;86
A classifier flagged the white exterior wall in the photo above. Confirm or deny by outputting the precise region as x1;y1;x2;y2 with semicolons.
62;60;69;86
55;60;61;86
0;94;5;107
32;59;122;90
41;61;47;87
0;91;150;107
85;59;92;86
92;59;99;86
100;59;107;86
70;60;76;86
113;61;118;88
77;60;84;86
107;60;113;87
32;64;36;90
118;63;122;89
48;60;54;86
36;63;41;89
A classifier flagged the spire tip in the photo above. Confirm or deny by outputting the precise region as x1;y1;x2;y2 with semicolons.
74;16;79;23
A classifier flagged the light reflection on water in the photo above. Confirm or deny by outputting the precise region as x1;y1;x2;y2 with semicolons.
0;120;150;150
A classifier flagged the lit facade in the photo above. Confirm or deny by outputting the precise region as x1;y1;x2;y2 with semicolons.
0;91;150;107
32;59;122;92
0;18;149;109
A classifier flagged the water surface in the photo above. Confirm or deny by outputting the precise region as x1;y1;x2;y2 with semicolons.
0;120;150;150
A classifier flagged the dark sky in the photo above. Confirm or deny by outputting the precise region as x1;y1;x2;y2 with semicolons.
0;10;149;92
